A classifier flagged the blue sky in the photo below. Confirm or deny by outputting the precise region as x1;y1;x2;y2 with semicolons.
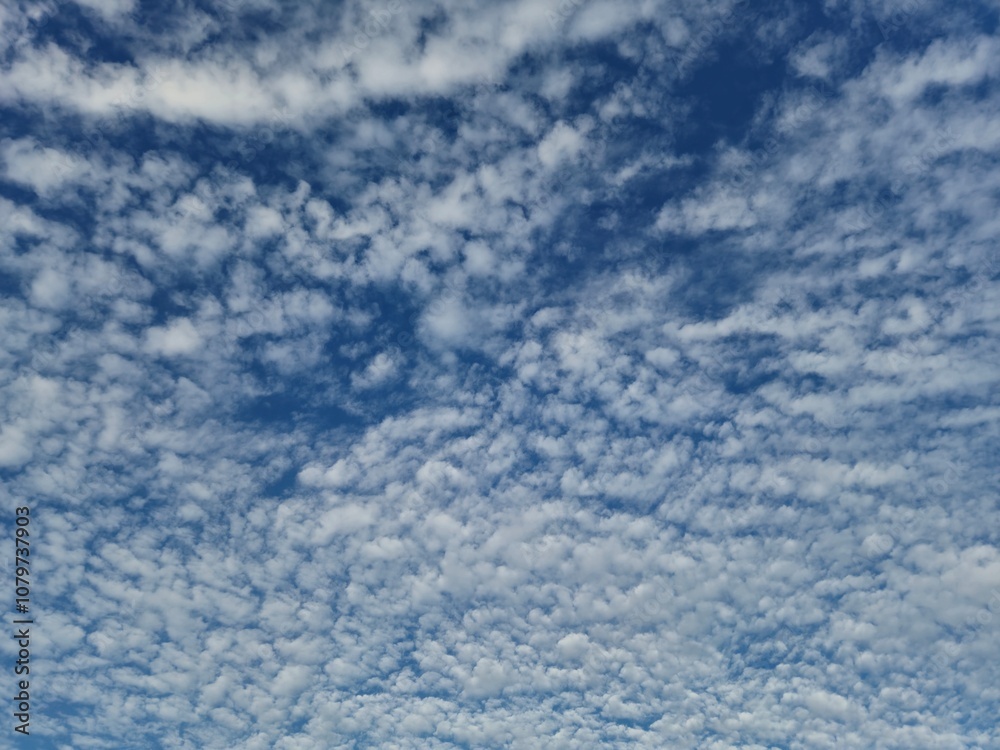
1;0;999;747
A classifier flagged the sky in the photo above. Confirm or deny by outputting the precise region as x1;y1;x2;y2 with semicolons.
1;0;999;747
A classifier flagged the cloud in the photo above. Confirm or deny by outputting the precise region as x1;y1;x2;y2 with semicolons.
0;0;998;747
0;425;32;467
145;318;204;356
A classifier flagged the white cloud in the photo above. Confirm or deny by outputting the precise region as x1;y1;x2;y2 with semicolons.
0;1;998;747
0;138;90;196
73;0;137;21
0;425;32;467
29;266;73;309
145;318;204;356
537;119;588;168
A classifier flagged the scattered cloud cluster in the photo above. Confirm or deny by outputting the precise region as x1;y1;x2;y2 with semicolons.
1;0;998;747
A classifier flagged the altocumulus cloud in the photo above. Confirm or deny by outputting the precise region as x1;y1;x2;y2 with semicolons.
1;0;999;747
